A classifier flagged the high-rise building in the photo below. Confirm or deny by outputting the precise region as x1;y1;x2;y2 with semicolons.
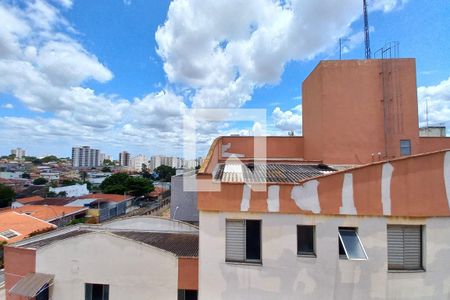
72;146;100;168
130;154;148;172
119;151;131;167
10;148;25;159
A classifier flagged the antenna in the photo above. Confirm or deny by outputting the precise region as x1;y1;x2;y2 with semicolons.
363;0;371;59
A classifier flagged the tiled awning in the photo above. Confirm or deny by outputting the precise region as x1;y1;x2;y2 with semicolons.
9;272;54;297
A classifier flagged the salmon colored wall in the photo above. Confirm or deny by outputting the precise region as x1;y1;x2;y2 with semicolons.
198;150;450;217
419;137;450;153
220;136;304;160
178;257;198;290
303;59;421;164
4;247;36;300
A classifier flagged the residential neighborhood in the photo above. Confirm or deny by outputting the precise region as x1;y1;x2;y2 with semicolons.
0;0;449;299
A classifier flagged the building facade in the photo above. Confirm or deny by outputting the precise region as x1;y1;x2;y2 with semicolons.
196;58;450;299
72;146;100;168
130;154;148;172
10;148;25;159
119;151;131;167
5;217;199;300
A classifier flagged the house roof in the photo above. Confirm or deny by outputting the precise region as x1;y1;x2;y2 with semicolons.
12;205;88;222
214;163;340;183
0;211;55;243
16;196;45;204
80;193;132;203
21;229;198;257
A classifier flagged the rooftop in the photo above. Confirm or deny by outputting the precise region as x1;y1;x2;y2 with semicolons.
12;205;88;222
213;163;344;183
80;193;133;203
0;211;55;243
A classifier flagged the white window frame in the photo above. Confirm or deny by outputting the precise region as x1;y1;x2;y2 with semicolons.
338;227;368;260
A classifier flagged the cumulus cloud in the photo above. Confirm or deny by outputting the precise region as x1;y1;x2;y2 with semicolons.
272;104;302;133
1;103;14;109
418;77;450;128
155;0;404;110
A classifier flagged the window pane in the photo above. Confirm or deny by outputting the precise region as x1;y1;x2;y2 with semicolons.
246;220;261;261
400;140;411;156
297;226;315;255
85;284;93;300
338;228;367;260
92;284;104;300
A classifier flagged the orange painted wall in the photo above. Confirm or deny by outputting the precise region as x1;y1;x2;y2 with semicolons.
220;136;304;160
178;257;198;290
419;137;450;153
4;246;36;300
198;151;450;217
303;59;421;164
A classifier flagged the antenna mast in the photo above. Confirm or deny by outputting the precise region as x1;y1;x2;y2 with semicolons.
363;0;371;59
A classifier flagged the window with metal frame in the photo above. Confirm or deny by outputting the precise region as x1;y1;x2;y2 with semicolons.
226;219;261;263
400;139;411;156
387;225;423;270
338;227;368;260
297;225;315;256
0;229;19;239
85;283;109;300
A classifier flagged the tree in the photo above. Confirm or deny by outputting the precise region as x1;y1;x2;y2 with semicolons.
154;165;176;182
61;179;79;186
33;177;48;185
99;173;154;197
103;159;113;166
0;184;14;208
101;166;112;173
21;173;31;179
57;191;67;197
41;155;59;163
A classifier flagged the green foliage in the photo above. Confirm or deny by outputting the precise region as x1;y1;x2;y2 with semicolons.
46;191;57;197
41;155;59;163
61;179;80;186
154;165;176;182
57;191;67;197
0;184;15;208
21;172;31;179
50;180;58;188
99;173;154;197
103;159;114;166
33;177;48;185
32;158;43;165
67;217;86;225
101;166;112;172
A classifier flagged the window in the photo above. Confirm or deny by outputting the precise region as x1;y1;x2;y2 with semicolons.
178;289;198;300
226;219;261;263
85;283;109;300
0;229;19;239
338;228;368;260
36;283;49;300
387;225;423;271
400;139;411;156
297;225;315;256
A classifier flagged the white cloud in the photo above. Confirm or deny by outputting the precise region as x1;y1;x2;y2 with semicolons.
156;0;404;110
418;77;450;128
272;104;302;133
370;0;408;13
1;103;14;109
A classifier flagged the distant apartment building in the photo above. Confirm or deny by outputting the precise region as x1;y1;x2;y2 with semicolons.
72;146;100;168
98;153;112;164
119;151;131;167
10;148;25;159
151;155;185;170
130;154;148;172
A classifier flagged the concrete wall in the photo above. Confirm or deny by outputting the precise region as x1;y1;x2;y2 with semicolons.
100;216;198;232
171;174;199;223
36;232;179;300
199;211;450;300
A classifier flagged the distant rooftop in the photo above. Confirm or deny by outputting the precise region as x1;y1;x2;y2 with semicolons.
213;163;348;183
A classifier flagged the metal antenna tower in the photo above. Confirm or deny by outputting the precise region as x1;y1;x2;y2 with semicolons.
363;0;371;59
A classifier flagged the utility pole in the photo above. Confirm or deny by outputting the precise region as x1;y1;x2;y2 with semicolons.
363;0;371;59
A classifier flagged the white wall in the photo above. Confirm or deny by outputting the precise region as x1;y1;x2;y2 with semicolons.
100;216;198;232
49;184;89;197
199;211;450;300
36;232;179;300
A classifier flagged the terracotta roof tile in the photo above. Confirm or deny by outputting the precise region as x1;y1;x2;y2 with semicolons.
12;205;88;222
0;211;56;243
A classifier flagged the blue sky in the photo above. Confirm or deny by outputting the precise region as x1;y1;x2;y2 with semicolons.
0;0;449;159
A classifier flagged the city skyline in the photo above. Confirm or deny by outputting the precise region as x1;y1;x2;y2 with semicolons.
0;0;449;158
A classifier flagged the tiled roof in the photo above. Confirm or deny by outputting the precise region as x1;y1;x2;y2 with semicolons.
21;229;198;257
80;193;132;203
214;163;337;183
0;211;56;243
12;205;88;222
16;196;45;204
114;231;198;257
